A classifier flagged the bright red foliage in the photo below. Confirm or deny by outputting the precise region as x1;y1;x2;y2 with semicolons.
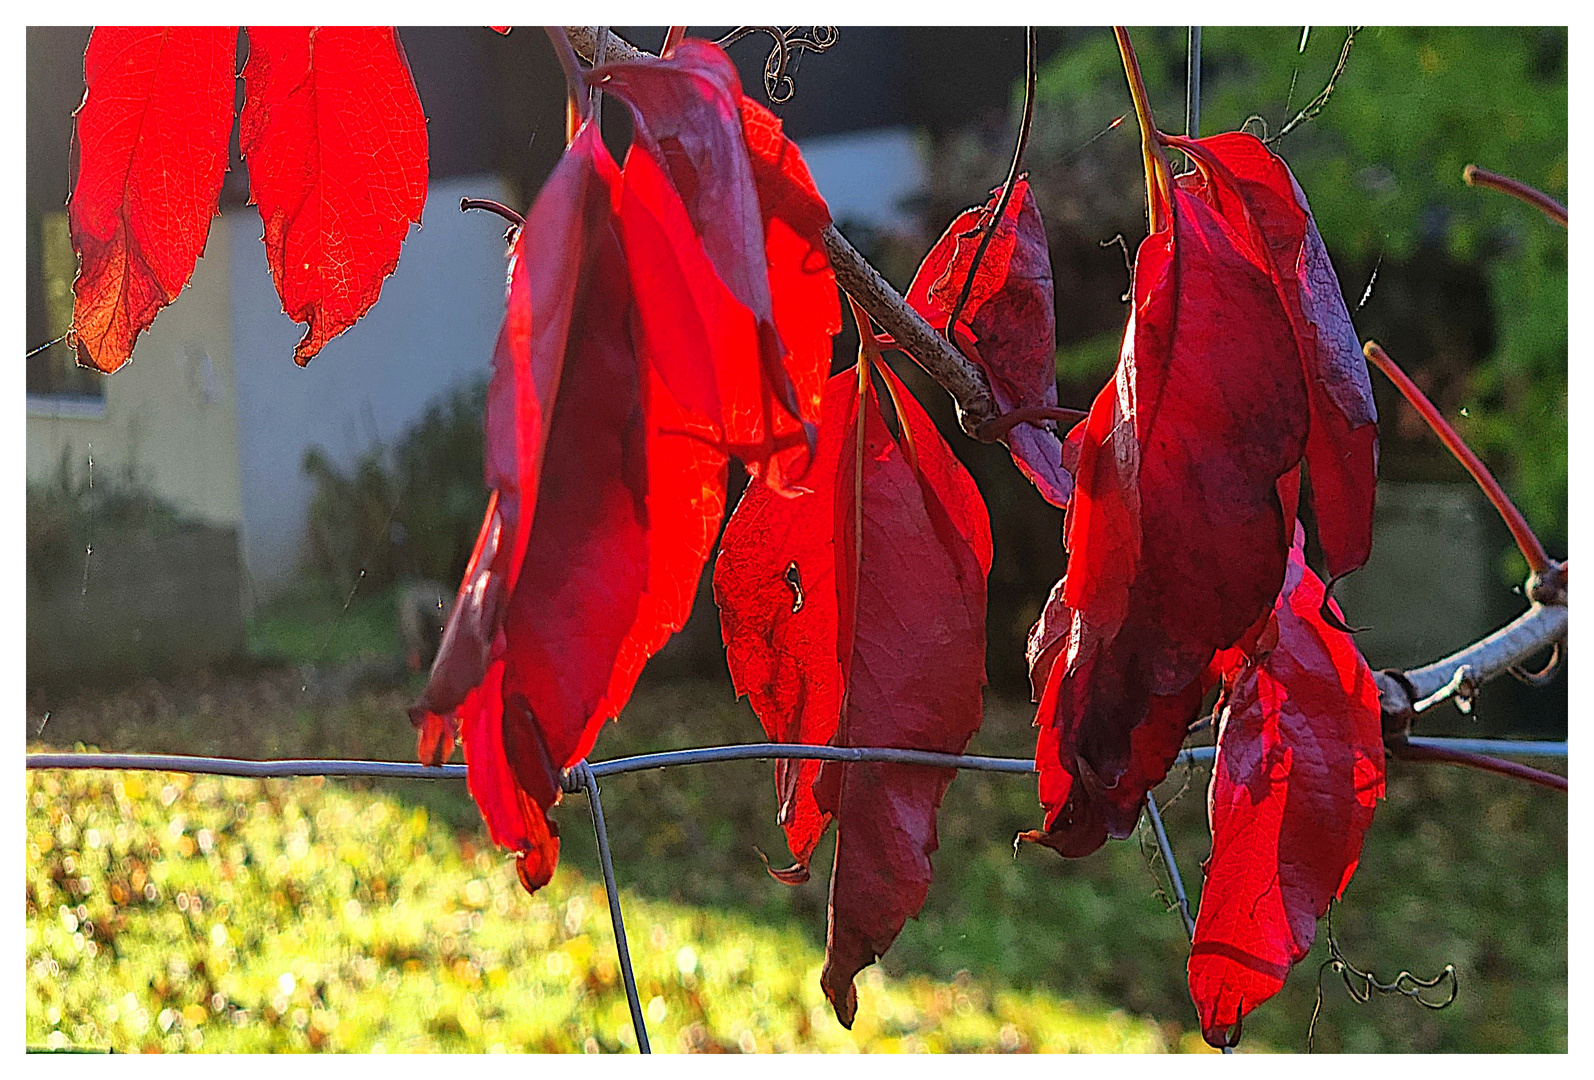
1024;126;1379;869
907;179;1070;506
1024;184;1308;857
715;354;992;1027
1189;531;1385;1047
69;27;238;373
240;26;429;364
1164;132;1379;580
595;41;822;488
410;123;622;886
411;44;837;894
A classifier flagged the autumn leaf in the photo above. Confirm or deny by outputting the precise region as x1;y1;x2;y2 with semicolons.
240;26;428;365
69;26;238;373
907;178;1071;506
1023;183;1309;857
715;339;992;1027
1189;529;1385;1047
410;122;623;891
594;40;821;485
412;81;832;893
1164;131;1379;580
739;94;840;486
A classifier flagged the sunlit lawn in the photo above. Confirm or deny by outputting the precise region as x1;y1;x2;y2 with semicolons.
26;767;1184;1053
25;614;1566;1054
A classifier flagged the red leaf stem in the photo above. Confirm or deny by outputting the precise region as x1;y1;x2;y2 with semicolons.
1364;340;1552;574
1387;737;1568;792
1463;164;1567;227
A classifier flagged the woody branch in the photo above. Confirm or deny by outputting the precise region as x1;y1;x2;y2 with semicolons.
563;26;1567;750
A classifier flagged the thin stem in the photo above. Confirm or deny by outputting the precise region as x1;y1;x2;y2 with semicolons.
1463;165;1567;227
976;405;1089;443
1114;27;1174;234
1269;27;1359;144
459;198;524;228
545;26;590;133
662;26;686;54
1364;341;1553;574
943;26;1037;337
1388;737;1567;793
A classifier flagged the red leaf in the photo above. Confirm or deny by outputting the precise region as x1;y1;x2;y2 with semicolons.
1024;186;1308;857
1167;132;1378;580
240;26;428;364
907;179;1070;506
1189;531;1385;1047
740;95;840;487
410;123;625;890
715;358;992;1026
413;120;742;894
595;41;823;485
69;27;238;373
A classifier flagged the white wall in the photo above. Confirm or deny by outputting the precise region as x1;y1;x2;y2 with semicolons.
230;173;516;592
796;126;927;234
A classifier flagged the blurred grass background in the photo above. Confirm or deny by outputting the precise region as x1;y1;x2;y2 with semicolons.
27;592;1566;1053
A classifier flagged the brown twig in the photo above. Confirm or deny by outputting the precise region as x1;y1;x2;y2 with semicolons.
1387;736;1568;793
1114;27;1174;235
1463;164;1567;227
1364;341;1553;575
943;27;1037;336
823;226;1001;436
1376;601;1568;737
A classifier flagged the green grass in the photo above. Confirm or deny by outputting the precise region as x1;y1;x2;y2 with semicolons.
27;666;1566;1053
245;583;403;667
26;767;1179;1053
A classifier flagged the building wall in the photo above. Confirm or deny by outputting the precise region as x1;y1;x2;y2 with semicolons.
229;172;516;593
27;219;244;530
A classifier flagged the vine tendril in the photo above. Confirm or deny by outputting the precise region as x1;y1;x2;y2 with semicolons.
1308;903;1458;1051
714;26;839;103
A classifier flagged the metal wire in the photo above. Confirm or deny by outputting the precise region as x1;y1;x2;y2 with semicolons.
25;735;1565;1055
1144;793;1196;938
566;762;650;1053
25;739;1564;781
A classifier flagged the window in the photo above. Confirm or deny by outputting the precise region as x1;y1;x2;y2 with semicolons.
27;209;104;401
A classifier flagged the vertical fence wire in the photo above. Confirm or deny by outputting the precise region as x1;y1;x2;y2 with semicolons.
568;762;650;1053
1144;793;1196;939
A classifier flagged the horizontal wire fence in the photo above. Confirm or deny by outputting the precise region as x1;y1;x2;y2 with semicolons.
26;736;1568;1052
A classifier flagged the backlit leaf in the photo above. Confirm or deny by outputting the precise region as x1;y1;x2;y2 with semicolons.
69;26;238;373
1189;531;1385;1047
716;355;992;1026
240;26;428;364
907;179;1070;506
